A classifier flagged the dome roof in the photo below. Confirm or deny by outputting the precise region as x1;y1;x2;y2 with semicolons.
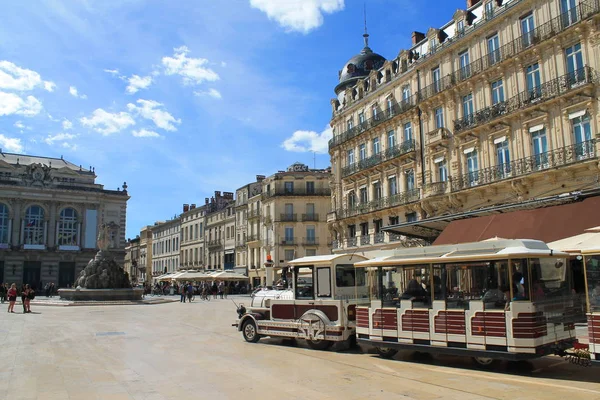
335;34;386;95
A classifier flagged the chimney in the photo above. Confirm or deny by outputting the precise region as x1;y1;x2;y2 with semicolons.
190;204;196;209
224;192;234;200
256;175;265;182
411;31;425;45
205;198;209;205
183;204;189;212
214;191;221;198
467;0;482;7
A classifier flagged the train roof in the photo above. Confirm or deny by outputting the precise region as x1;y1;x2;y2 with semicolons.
287;254;367;267
548;227;600;254
355;238;568;268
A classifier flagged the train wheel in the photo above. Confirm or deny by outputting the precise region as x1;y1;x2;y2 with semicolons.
242;320;260;343
472;357;500;368
307;339;334;350
375;347;398;359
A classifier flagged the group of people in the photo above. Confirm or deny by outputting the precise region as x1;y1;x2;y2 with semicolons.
1;283;35;313
178;281;231;302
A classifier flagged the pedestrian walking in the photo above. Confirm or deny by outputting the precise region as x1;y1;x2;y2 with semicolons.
0;283;6;303
20;284;28;313
7;283;17;313
180;284;186;303
186;282;194;302
25;284;34;313
49;282;55;298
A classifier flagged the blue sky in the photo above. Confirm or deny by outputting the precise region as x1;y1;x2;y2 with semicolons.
0;0;460;238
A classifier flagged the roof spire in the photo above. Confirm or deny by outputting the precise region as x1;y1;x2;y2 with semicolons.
362;3;369;48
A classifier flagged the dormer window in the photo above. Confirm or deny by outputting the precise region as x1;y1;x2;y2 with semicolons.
485;1;494;20
347;63;356;74
457;20;465;35
430;38;438;53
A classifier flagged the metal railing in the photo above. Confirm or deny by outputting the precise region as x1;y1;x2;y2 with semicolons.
246;234;260;243
302;237;319;245
374;232;385;244
360;235;371;245
329;96;418;150
336;188;420;219
281;237;298;246
247;209;260;219
450;140;597;191
262;187;331;199
454;67;598;133
301;213;319;221
332;239;340;249
418;73;456;102
347;237;357;247
342;139;416;177
279;213;297;222
207;239;223;248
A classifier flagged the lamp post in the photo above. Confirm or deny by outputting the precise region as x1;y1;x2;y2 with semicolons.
264;254;274;288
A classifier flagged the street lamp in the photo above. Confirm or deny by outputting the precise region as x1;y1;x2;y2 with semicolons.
264;254;274;288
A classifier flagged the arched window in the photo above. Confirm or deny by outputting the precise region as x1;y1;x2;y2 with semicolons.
0;203;9;244
58;208;78;246
23;205;45;245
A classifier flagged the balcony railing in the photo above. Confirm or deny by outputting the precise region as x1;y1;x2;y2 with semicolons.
279;213;297;222
418;73;456;102
347;237;357;247
246;234;260;243
302;213;319;221
281;237;297;246
332;239;340;249
262;187;331;199
302;237;319;246
235;242;246;249
207;239;223;248
454;67;598;133
360;235;370;245
451;140;597;192
342;139;416;178
247;209;260;219
337;188;420;219
427;127;452;146
424;181;448;196
328;96;417;150
374;232;385;244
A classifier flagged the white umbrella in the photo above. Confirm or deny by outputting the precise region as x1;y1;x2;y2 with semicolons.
210;271;249;281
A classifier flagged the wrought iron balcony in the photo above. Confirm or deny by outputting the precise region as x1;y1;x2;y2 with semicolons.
360;235;371;246
281;237;298;246
389;233;402;242
279;213;297;222
207;239;223;248
235;241;246;249
302;237;319;246
331;239;340;249
423;181;448;197
374;232;385;244
301;213;319;221
336;188;420;219
347;237;357;247
247;209;260;219
418;74;455;102
328;96;417;150
246;234;260;243
450;140;597;192
342;139;416;178
262;187;331;199
454;67;598;134
455;1;598;85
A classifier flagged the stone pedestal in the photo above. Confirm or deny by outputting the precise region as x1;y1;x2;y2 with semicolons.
58;288;143;301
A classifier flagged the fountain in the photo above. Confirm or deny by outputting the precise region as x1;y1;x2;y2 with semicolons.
58;223;144;301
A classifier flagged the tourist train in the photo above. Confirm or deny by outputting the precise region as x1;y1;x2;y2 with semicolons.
234;238;598;367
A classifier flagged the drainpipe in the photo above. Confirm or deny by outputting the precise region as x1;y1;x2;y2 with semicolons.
416;69;426;187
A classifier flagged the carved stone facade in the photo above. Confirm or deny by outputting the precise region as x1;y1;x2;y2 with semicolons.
0;153;129;288
328;0;600;256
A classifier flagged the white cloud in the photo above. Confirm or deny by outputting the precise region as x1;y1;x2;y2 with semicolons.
132;129;161;138
80;108;135;135
194;88;222;99
61;142;78;151
69;86;87;99
162;46;219;86
281;126;332;154
0;91;42;116
127;99;180;131
249;0;344;33
44;132;78;145
62;119;73;130
0;134;24;153
14;121;25;129
0;61;44;91
104;68;120;75
126;74;153;94
43;81;56;92
220;61;227;67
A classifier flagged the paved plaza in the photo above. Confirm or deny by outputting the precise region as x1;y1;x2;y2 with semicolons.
0;296;599;400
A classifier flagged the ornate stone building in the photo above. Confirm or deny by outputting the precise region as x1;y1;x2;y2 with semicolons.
124;236;140;284
138;225;152;283
180;203;205;271
234;176;264;275
205;191;235;270
0;152;129;287
151;217;180;275
328;0;600;255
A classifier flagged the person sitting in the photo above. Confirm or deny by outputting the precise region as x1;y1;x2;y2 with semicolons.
482;281;506;309
401;279;428;304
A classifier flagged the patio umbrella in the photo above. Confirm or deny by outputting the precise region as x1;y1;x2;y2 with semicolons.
210;271;249;281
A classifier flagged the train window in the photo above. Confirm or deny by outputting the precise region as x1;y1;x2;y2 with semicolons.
585;255;600;312
375;265;431;308
529;257;568;297
336;264;365;287
295;267;314;300
316;267;331;297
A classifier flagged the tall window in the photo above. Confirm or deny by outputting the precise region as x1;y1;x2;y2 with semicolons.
466;150;479;185
521;13;535;47
402;85;411;103
359;143;367;161
462;93;474;120
347;118;354;131
487;34;500;65
491;79;504;104
405;170;415;191
373;181;382;200
347;149;355;166
284;181;294;194
58;208;78;246
485;1;494;19
285;203;293;217
572;113;593;158
565;43;584;82
372;104;379;119
532;128;548;168
306;203;315;216
285;227;294;242
24;205;44;245
306;226;316;241
0;203;8;245
459;50;470;80
360;187;368;203
403;122;412;142
457;19;465;35
561;0;578;27
432;67;441;93
372;137;380;155
284;249;295;261
306;181;315;194
386;97;394;113
437;160;448;182
434;107;444;129
496;140;511;176
387;130;396;149
358;112;365;125
348;192;356;209
526;63;541;99
388;176;398;196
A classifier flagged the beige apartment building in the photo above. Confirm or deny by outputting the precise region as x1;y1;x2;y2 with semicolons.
246;190;262;283
138;225;152;283
180;203;205;270
124;236;140;284
328;0;600;254
205;191;234;270
151;218;180;274
249;162;332;287
235;176;264;274
223;202;236;269
0;152;129;288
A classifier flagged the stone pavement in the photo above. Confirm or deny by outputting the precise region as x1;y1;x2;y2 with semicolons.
0;297;599;400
